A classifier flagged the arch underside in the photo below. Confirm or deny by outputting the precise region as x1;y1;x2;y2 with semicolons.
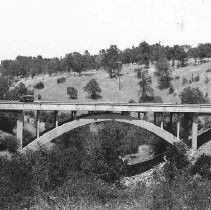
23;113;182;151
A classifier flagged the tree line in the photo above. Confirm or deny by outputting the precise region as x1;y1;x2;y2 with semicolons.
1;42;211;78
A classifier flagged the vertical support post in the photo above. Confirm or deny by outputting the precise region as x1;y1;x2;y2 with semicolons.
170;113;173;125
36;110;40;138
17;111;24;149
154;112;157;125
54;110;59;128
71;111;77;120
138;112;141;119
143;112;147;120
192;114;198;151
176;114;180;138
160;113;164;129
169;113;173;133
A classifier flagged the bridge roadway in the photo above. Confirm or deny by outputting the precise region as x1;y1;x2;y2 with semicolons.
1;101;211;113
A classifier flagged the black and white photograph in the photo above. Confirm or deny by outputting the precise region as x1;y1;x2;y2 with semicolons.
0;0;211;209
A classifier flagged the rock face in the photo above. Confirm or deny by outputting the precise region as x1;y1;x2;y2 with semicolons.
0;130;18;152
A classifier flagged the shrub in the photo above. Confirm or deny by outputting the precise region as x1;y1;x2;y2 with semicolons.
175;75;180;81
168;85;174;94
27;89;34;95
83;79;101;99
191;154;211;180
57;77;66;84
0;134;18;153
67;87;78;99
206;68;211;73
33;82;44;89
193;74;200;82
129;99;136;103
204;76;209;84
182;77;188;86
37;94;42;100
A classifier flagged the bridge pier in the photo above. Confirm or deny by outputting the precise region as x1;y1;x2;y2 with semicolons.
54;111;59;127
176;114;180;138
71;111;77;120
160;113;164;129
17;111;24;149
154;112;157;125
192;114;198;151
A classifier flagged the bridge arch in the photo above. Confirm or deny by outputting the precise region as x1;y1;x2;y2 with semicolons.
23;113;182;151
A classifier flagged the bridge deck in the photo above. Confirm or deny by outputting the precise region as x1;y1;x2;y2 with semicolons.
1;101;211;113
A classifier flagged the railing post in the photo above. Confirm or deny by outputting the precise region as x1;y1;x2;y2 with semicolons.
36;110;40;138
17;111;24;149
192;114;198;151
54;110;59;127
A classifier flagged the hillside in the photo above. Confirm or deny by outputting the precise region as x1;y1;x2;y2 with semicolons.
21;61;211;104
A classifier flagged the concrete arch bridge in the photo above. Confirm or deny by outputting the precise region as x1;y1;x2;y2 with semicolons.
0;102;210;152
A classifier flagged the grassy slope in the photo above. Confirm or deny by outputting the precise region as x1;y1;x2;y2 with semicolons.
31;61;211;104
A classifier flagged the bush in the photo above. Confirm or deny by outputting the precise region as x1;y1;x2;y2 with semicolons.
0;134;18;153
182;77;188;86
0;147;82;208
129;99;136;103
191;154;211;180
174;75;180;80
193;74;200;82
206;68;211;73
168;85;174;94
57;77;66;84
180;87;208;104
204;76;209;84
83;79;101;99
33;82;44;89
37;94;42;100
67;87;78;99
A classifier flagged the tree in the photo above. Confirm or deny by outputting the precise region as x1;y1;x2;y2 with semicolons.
45;58;61;75
83;79;101;99
180;87;208;104
100;45;122;78
63;52;87;74
137;41;151;67
136;68;152;102
67;87;78;99
136;68;162;103
0;77;10;99
155;56;172;90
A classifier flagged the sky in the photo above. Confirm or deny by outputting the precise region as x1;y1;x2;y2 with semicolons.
0;0;211;60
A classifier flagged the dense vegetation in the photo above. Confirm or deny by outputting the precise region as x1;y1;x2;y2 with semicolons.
1;122;211;209
0;42;211;78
